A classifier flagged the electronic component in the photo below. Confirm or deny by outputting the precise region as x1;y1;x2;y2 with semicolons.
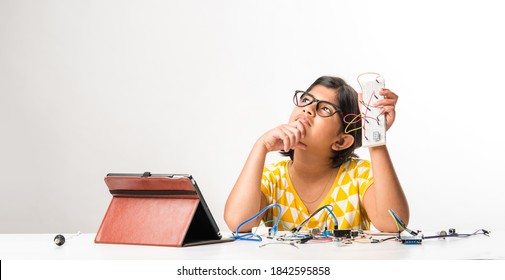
282;234;312;241
268;227;277;238
400;236;423;244
54;234;65;246
333;229;351;238
309;228;321;236
359;74;386;147
373;131;381;142
53;231;81;246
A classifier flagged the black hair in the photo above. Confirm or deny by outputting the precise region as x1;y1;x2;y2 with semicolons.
280;76;362;167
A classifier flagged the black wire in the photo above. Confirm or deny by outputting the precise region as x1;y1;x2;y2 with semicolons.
291;204;337;233
292;205;329;232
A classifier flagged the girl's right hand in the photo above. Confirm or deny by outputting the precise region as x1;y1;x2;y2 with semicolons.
258;119;309;153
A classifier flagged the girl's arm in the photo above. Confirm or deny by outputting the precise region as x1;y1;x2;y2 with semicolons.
363;89;409;232
365;145;409;232
224;120;308;232
224;141;268;232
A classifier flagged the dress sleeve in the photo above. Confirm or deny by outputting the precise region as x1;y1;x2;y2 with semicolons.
260;165;274;205
260;164;278;224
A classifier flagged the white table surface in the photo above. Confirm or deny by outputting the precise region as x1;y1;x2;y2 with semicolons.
1;230;503;260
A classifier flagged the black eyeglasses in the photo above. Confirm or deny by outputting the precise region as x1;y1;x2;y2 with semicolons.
293;90;343;118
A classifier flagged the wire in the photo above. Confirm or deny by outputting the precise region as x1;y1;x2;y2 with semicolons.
423;229;490;239
291;204;338;233
343;113;380;134
387;209;490;241
373;236;398;243
233;203;282;242
344;72;383;137
252;219;292;235
388;209;418;236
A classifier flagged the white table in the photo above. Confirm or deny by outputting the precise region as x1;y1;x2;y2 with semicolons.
1;230;503;260
2;231;503;280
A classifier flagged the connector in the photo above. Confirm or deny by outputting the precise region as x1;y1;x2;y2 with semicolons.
268;226;278;238
291;226;301;233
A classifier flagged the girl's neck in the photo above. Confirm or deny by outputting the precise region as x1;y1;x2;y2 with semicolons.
291;151;335;180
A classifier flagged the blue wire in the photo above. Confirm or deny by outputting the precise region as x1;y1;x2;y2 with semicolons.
233;203;282;242
322;205;339;229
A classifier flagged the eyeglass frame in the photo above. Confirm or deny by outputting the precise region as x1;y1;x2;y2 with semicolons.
293;90;343;118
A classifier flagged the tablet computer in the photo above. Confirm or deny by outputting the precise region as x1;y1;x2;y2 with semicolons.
95;172;232;247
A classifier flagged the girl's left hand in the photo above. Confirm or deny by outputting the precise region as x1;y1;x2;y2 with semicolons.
373;88;398;131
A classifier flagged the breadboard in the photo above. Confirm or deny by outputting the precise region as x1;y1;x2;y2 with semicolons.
360;75;386;147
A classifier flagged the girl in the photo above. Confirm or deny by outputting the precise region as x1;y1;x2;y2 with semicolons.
224;76;409;233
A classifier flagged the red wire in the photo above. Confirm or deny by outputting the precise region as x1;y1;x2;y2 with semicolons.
343;73;382;137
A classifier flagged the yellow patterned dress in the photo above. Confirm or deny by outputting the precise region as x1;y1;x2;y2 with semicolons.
260;158;373;231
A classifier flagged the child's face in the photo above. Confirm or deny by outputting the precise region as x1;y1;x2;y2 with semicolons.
289;85;344;153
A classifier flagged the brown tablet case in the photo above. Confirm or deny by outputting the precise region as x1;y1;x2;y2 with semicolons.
95;172;229;247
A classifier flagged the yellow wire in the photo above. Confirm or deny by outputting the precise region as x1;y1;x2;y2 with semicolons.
388;209;404;232
344;114;364;134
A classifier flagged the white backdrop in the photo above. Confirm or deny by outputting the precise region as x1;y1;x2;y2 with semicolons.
1;0;504;234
